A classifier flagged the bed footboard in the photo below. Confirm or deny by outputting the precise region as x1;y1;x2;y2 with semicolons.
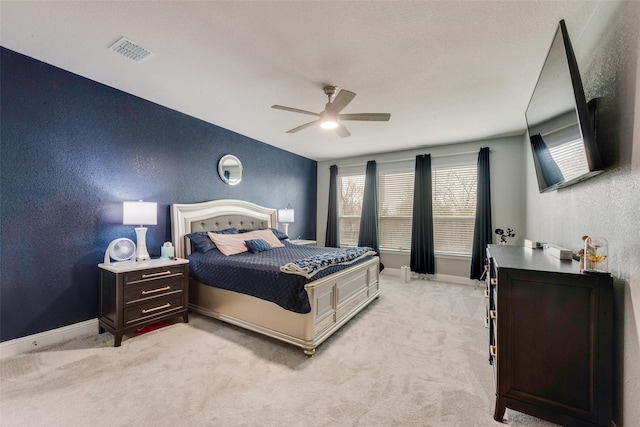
189;256;379;355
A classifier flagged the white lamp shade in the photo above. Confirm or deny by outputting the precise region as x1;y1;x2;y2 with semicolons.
123;201;157;226
278;208;295;223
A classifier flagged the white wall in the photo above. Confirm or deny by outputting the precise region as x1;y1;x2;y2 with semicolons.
316;2;638;424
524;2;639;425
317;135;526;278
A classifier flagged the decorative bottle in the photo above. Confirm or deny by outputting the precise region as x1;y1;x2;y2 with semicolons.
583;237;608;273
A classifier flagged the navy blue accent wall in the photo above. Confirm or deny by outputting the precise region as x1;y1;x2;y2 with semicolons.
0;47;317;342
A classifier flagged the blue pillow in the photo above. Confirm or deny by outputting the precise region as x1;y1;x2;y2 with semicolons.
186;228;237;253
239;228;288;240
244;238;272;253
269;228;289;240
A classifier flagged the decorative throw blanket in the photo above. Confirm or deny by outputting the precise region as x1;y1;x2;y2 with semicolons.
280;247;377;278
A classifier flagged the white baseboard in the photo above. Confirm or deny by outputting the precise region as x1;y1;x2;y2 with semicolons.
0;318;98;359
383;268;476;287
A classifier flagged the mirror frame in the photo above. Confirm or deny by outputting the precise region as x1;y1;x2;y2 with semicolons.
218;154;243;185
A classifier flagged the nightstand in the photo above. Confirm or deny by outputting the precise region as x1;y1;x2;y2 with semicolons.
289;239;317;246
98;258;189;346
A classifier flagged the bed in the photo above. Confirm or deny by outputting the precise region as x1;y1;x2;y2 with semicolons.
171;199;380;355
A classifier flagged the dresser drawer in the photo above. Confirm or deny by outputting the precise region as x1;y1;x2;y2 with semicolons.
124;278;184;304
124;294;185;325
124;265;185;285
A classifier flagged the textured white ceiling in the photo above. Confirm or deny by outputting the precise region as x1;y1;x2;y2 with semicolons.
1;1;604;161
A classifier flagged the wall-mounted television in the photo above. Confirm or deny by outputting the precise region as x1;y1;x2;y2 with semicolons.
525;20;603;193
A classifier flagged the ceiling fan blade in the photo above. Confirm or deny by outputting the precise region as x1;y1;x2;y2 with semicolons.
272;105;319;117
335;123;351;138
330;89;356;113
286;120;318;134
339;113;391;121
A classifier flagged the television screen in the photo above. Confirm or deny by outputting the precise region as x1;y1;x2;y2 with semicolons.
525;20;603;193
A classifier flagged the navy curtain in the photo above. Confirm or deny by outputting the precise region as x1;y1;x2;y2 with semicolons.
325;165;340;248
410;154;435;274
358;161;384;271
470;147;492;280
530;133;564;188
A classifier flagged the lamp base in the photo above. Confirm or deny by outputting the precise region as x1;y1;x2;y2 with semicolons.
282;223;289;237
134;227;151;261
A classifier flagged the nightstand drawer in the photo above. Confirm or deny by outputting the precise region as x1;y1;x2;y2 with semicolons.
124;265;185;284
124;278;184;304
124;295;184;325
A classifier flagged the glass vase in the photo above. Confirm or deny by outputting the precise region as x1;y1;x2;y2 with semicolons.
583;237;608;273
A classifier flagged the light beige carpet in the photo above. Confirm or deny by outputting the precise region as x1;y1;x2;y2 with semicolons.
0;270;557;427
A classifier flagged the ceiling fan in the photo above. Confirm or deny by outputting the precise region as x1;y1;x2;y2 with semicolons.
271;86;390;138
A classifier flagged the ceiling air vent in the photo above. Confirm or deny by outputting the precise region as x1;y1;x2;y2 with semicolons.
109;37;154;62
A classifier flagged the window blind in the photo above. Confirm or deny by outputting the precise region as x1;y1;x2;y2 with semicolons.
339;164;477;254
338;175;365;246
432;165;477;254
379;172;414;250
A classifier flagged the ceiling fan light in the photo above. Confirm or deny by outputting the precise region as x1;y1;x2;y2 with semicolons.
320;120;338;129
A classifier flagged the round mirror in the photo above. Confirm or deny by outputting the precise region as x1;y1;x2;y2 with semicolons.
218;154;243;185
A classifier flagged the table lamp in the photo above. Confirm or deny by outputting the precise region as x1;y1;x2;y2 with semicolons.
123;200;157;261
277;204;295;237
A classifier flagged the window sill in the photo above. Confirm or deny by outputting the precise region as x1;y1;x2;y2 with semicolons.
435;252;472;260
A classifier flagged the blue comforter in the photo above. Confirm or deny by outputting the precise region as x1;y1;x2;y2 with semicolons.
188;241;376;314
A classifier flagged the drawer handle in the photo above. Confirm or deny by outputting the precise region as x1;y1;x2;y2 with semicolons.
490;310;497;320
141;270;172;279
141;286;171;295
490;278;497;286
490;345;497;357
483;289;489;298
142;303;171;314
484;316;489;328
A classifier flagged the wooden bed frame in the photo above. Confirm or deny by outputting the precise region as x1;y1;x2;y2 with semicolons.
171;199;380;355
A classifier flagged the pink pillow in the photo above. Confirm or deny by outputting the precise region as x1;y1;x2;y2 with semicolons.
207;232;250;256
240;229;285;249
207;229;284;256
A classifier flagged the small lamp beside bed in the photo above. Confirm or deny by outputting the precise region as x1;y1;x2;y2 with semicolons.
123;200;157;261
277;205;294;237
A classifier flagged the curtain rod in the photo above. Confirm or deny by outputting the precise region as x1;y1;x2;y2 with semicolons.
330;148;490;169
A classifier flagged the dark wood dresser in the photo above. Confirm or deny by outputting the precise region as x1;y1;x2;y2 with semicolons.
485;244;612;426
98;258;189;346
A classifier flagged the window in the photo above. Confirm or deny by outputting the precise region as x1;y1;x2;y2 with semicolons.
379;172;414;250
338;164;477;254
338;175;365;246
432;165;477;254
